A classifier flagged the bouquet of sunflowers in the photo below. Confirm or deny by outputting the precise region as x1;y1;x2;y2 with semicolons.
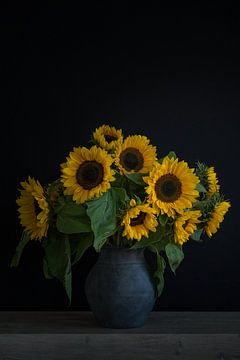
13;125;231;302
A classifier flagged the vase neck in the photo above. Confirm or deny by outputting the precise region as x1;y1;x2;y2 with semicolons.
98;247;145;265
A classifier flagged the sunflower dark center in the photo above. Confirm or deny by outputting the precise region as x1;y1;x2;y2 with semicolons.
104;134;117;143
155;174;182;202
76;161;104;190
130;211;146;226
34;199;42;216
120;147;144;172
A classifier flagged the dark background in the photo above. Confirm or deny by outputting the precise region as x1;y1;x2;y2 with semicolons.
1;4;239;310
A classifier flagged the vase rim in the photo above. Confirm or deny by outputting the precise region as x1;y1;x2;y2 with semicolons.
101;245;144;251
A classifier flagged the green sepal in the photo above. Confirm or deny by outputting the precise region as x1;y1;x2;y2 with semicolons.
196;183;207;193
11;231;31;267
167;151;177;159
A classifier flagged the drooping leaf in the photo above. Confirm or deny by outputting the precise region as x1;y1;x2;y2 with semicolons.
153;252;166;297
70;233;94;265
43;228;72;303
165;243;184;273
87;188;128;252
43;257;54;279
11;231;31;267
190;228;203;241
56;201;92;234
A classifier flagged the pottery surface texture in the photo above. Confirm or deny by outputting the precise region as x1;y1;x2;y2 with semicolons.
85;246;156;328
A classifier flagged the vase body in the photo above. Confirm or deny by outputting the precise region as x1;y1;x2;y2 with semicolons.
85;246;156;328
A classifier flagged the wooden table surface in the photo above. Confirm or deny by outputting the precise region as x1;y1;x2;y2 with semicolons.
0;311;239;359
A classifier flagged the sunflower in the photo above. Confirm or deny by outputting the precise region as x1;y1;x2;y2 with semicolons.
115;135;157;174
207;167;220;197
144;156;200;217
61;146;115;204
174;210;202;245
93;124;123;151
122;201;158;241
205;201;230;237
16;177;49;240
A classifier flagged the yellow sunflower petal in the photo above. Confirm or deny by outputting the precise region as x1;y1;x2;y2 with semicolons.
16;177;49;241
61;145;115;204
144;156;200;217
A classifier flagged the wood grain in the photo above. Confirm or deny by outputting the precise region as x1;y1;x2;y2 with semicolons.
0;334;240;360
0;311;239;334
0;312;239;359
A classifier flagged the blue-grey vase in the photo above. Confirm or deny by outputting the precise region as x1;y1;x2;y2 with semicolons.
85;246;156;328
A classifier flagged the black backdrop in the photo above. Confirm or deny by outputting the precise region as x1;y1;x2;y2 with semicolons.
1;4;239;310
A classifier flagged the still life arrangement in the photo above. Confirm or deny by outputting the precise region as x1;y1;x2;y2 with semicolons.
12;124;230;328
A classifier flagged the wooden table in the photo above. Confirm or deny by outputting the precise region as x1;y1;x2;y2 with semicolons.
0;312;239;359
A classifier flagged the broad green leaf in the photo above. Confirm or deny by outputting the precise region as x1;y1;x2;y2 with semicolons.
190;228;203;241
111;173;124;188
70;233;94;265
43;228;72;303
165;243;184;273
56;202;92;234
87;188;128;252
153;253;166;297
11;231;31;267
125;173;147;186
196;183;207;193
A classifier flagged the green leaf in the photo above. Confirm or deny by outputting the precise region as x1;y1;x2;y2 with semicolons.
165;243;184;273
70;233;94;265
190;228;203;241
153;253;166;297
196;183;207;193
11;231;31;267
130;224;165;249
125;173;147;186
111;172;124;188
87;188;128;252
43;228;72;303
43;257;54;279
56;201;92;234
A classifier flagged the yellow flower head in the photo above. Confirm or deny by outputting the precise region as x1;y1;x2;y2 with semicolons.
207;167;220;197
16;177;49;240
174;210;202;245
144;156;200;217
93;124;123;151
115;135;157;174
205;201;231;237
122;203;158;241
61;146;115;204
